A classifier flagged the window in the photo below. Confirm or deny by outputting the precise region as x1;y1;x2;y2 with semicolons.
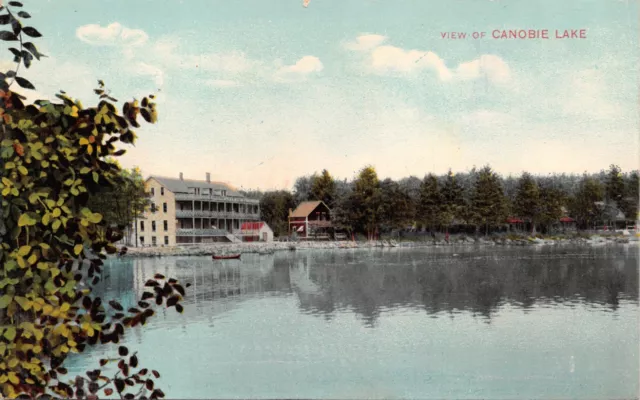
161;187;164;195
163;203;167;213
152;236;157;246
140;221;145;232
163;220;168;231
152;221;156;232
221;190;227;197
164;236;169;245
150;188;155;196
139;237;145;245
150;203;157;213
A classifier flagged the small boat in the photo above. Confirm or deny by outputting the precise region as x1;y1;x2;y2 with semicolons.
212;254;241;260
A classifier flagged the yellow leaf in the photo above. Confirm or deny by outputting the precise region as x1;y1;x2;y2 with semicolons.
79;138;89;146
42;304;53;315
60;303;70;312
27;253;37;265
74;244;83;255
32;346;42;354
18;166;28;175
7;358;18;368
52;219;61;231
8;372;19;385
17;245;31;256
17;256;26;269
52;208;61;217
42;213;50;226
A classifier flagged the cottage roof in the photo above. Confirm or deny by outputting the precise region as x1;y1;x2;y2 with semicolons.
148;176;242;197
290;200;330;217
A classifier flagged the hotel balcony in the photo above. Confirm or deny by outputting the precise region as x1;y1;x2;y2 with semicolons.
175;210;260;219
174;193;260;204
176;228;229;236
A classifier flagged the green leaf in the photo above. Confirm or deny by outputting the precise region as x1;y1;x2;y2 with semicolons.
8;1;24;7
18;165;27;175
3;326;16;341
0;14;10;25
0;294;13;309
92;172;99;183
15;76;35;90
17;11;31;18
21;26;41;37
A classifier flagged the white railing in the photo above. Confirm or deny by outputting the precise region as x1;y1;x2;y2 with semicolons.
174;193;260;205
176;228;229;236
175;210;260;219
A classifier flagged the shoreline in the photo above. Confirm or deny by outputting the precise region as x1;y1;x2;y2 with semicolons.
122;234;639;258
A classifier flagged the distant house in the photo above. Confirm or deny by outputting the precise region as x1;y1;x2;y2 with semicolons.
288;201;332;240
240;221;273;242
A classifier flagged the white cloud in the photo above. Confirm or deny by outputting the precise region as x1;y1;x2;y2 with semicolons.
206;79;240;88
134;62;164;86
274;56;324;82
343;34;387;51
76;22;149;47
347;34;511;84
561;69;620;119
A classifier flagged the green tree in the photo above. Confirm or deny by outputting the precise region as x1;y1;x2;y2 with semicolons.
440;170;466;232
259;190;295;237
469;166;507;236
0;4;184;398
622;171;639;223
605;164;625;205
293;175;313;205
513;172;541;233
568;176;605;229
310;169;336;208
350;166;382;240
379;178;414;232
417;174;442;232
87;166;150;245
537;184;566;233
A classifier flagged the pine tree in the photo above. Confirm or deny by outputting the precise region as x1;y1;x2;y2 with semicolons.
418;174;442;231
513;172;541;233
439;170;466;232
469;166;508;236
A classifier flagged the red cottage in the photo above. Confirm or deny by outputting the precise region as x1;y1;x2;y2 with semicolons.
288;201;332;240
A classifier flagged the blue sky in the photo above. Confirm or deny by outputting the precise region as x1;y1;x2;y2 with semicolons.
13;0;640;190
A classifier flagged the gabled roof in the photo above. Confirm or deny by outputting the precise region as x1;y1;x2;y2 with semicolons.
148;176;242;197
290;200;330;218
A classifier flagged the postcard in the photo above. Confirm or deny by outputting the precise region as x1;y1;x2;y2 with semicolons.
0;0;638;399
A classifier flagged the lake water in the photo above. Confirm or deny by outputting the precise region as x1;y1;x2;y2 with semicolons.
67;245;639;399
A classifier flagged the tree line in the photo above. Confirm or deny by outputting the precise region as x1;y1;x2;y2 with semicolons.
255;165;639;238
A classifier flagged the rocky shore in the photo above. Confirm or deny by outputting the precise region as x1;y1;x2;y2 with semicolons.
123;234;638;258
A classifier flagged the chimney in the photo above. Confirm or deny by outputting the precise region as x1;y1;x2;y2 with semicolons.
206;172;211;183
179;172;183;180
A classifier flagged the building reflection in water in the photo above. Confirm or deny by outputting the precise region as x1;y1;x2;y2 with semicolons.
96;246;638;329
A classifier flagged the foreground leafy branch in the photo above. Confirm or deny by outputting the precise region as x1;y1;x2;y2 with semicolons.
0;2;186;398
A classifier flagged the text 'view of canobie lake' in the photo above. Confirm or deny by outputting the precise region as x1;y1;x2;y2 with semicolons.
66;246;639;399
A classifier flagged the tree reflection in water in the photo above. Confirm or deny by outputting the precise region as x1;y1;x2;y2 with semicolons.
96;246;638;328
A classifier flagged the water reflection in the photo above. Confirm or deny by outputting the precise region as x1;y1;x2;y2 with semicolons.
96;245;638;328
